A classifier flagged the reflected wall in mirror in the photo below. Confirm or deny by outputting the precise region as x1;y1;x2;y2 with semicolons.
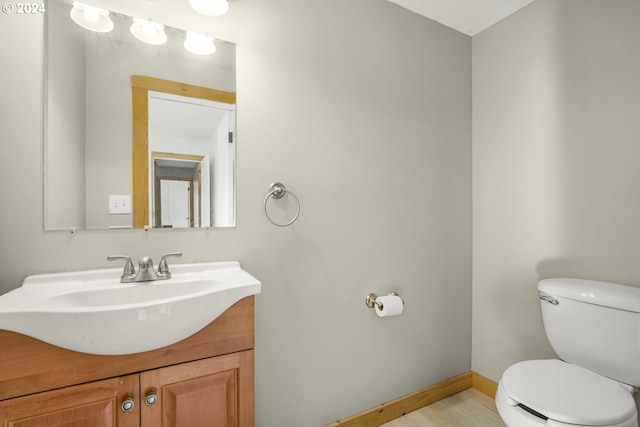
44;0;236;230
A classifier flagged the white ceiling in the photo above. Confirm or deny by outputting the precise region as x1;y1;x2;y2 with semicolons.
385;0;536;36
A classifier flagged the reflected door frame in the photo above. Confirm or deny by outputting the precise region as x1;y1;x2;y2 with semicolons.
131;75;236;229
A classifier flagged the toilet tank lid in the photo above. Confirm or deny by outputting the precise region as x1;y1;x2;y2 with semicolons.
539;278;640;313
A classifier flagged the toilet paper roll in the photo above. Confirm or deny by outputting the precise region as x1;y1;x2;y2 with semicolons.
375;294;404;317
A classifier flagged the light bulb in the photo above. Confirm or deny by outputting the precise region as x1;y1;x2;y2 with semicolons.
130;18;167;45
83;5;99;22
188;0;229;17
70;2;113;33
184;31;216;55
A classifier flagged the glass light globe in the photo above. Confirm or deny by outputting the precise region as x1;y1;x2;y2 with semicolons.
184;31;217;55
70;2;114;33
188;0;229;17
130;18;167;45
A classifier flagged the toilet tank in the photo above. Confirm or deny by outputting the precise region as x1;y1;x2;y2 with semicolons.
538;278;640;387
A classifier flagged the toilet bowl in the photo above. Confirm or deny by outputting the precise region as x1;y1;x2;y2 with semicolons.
496;359;637;427
496;278;640;427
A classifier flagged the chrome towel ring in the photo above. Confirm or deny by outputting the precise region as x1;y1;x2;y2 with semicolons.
264;182;300;227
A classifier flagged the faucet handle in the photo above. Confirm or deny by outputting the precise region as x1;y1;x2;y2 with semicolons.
158;252;183;278
107;256;136;279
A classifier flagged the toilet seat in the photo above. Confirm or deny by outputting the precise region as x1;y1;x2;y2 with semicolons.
499;359;636;426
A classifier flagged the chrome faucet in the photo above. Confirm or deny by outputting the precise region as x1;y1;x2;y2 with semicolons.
107;253;182;283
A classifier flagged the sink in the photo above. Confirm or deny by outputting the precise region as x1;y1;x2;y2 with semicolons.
0;261;261;355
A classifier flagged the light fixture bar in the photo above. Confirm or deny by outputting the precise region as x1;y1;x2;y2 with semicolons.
69;3;219;56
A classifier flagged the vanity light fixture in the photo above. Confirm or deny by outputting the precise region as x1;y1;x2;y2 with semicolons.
130;18;167;45
68;3;217;56
184;31;216;55
188;0;229;17
69;2;114;33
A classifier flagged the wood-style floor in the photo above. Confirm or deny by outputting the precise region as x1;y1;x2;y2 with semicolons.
380;388;506;427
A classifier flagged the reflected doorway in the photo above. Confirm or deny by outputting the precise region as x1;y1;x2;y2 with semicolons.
152;152;206;228
157;178;192;228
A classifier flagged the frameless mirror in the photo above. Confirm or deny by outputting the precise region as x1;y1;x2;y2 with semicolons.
44;0;236;230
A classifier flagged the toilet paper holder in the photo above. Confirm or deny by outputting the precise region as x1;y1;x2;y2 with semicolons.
365;292;404;310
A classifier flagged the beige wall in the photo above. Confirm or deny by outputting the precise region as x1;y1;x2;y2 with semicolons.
6;0;640;424
472;0;640;382
0;0;471;425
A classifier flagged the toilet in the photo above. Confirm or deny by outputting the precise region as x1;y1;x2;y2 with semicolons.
496;278;640;427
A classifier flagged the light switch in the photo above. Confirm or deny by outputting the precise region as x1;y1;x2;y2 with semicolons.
109;195;131;214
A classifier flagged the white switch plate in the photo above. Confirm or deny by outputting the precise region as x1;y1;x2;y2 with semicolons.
109;195;131;214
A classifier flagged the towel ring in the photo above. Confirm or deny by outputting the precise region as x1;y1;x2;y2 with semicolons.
264;182;300;227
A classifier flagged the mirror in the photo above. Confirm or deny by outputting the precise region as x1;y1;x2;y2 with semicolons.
44;0;236;230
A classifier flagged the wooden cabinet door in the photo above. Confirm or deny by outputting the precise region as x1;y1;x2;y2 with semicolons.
140;350;254;427
0;375;139;427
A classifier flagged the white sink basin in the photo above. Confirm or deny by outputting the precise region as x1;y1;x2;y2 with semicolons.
0;261;261;355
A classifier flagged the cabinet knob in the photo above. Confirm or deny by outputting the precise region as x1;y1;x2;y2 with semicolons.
121;397;135;412
144;391;158;406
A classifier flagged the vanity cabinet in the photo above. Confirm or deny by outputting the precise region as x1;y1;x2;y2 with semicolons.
0;374;140;427
0;297;255;427
141;350;252;427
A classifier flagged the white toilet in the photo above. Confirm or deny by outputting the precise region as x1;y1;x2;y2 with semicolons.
496;278;640;427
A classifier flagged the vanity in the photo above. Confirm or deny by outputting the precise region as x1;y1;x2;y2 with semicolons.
0;261;261;427
0;297;254;426
4;0;255;422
